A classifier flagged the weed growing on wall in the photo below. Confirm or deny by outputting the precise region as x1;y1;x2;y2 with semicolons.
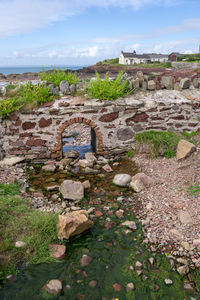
85;71;131;100
0;83;54;118
40;68;79;86
0;97;22;118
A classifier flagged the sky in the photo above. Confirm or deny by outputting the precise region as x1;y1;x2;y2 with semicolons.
0;0;200;66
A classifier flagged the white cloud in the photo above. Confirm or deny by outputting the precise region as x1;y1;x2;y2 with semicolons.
0;0;180;37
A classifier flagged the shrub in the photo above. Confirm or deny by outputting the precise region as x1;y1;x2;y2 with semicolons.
39;68;79;86
20;83;54;105
85;71;131;100
0;97;22;118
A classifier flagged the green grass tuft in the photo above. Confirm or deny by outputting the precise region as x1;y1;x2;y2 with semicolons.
134;131;182;158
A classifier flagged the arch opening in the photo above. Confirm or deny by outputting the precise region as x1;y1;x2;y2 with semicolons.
62;123;97;158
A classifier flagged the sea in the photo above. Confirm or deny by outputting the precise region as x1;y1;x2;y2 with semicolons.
0;65;86;76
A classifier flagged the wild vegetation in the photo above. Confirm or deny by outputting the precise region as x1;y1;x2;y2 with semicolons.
0;83;54;118
178;53;200;63
0;183;59;284
84;71;131;100
134;130;197;158
39;68;79;86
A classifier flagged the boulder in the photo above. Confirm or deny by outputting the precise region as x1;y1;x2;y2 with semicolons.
130;172;153;192
59;80;69;94
60;180;84;201
58;210;93;240
113;174;132;187
69;84;76;94
0;156;25;167
180;78;190;89
49;244;66;259
161;76;174;89
43;279;62;295
176;140;196;161
42;164;56;172
147;80;156;90
0;86;6;97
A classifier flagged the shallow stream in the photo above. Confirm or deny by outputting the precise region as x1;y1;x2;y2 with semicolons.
1;157;200;299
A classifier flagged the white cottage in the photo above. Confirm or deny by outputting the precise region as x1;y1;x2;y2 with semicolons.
119;51;169;65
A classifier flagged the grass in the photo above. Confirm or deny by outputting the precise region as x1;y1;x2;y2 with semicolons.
134;130;198;158
134;131;182;158
178;53;200;63
96;58;172;68
187;183;200;197
0;183;60;284
84;71;131;100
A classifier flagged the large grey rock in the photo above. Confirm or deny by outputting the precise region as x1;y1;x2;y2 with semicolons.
161;76;174;89
60;180;84;201
180;78;190;89
0;156;25;166
58;210;93;239
43;279;62;295
147;80;156;90
69;84;76;94
176;139;196;161
113;174;132;187
130;173;153;192
0;86;6;97
117;128;134;141
59;80;69;94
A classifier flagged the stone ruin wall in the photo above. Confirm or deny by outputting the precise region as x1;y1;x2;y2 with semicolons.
0;94;200;160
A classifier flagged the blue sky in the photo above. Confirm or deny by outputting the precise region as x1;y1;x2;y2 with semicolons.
0;0;200;66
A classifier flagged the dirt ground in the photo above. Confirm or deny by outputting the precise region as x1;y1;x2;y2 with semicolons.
134;136;200;264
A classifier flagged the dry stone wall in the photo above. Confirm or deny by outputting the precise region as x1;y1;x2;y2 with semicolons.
0;91;200;160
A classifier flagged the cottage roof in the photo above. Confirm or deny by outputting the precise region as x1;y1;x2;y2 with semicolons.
122;52;150;59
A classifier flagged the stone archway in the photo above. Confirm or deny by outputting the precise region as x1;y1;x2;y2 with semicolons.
51;117;104;159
